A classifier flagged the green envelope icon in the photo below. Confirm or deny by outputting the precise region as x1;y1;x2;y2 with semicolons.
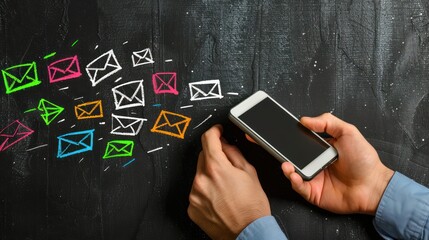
103;140;134;159
2;62;41;94
38;98;65;125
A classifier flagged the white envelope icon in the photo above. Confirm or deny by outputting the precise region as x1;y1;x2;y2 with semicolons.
111;114;147;136
112;80;145;110
132;48;154;67
86;49;122;87
189;79;224;101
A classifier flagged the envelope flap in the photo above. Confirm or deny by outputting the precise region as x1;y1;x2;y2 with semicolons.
3;63;35;83
2;121;32;137
87;51;113;69
133;49;150;59
58;131;93;147
108;141;133;153
49;57;78;72
162;112;190;126
76;101;101;115
38;99;63;111
113;115;144;129
191;83;219;95
155;73;176;84
112;81;142;98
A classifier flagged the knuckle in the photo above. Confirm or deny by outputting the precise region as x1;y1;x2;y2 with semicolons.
345;123;359;133
187;206;195;219
188;193;198;206
205;162;221;177
201;128;216;141
321;112;332;118
192;176;206;192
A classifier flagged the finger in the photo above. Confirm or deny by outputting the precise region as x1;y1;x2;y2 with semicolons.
201;124;223;152
281;162;312;200
222;142;250;171
281;162;295;180
200;125;230;165
196;152;205;173
245;134;257;144
300;113;350;139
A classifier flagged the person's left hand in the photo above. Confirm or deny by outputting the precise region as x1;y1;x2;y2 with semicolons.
188;125;271;240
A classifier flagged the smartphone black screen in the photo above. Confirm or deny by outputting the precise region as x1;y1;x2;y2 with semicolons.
238;98;329;169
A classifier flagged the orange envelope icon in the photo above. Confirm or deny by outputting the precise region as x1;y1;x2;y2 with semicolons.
150;110;191;139
74;100;104;120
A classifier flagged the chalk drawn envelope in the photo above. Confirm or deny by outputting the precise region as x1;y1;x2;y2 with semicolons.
48;56;82;83
57;129;94;158
132;48;154;67
112;80;145;110
189;79;224;101
150;110;191;139
74;100;104;120
152;72;179;95
103;140;134;159
86;50;122;87
111;114;146;136
38;98;65;125
2;62;41;94
0;120;34;151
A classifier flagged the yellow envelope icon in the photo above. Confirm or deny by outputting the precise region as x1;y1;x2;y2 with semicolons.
189;79;224;101
2;62;41;94
151;110;191;139
74;100;104;120
103;140;134;159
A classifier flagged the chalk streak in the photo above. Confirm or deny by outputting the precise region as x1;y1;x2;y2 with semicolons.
98;138;103;141
43;52;57;59
79;158;85;163
70;125;76;128
74;97;84;101
71;40;79;47
95;45;99;50
147;147;163;153
58;87;69;91
26;144;48;152
152;104;161;107
57;119;65;123
114;77;122;83
104;166;110;171
193;115;213;129
24;108;37;113
122;158;136;168
165;59;173;62
123;41;128;45
180;105;193;109
99;122;106;125
227;92;239;96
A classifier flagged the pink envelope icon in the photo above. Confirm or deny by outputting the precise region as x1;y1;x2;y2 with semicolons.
0;120;34;151
48;55;82;83
152;72;179;95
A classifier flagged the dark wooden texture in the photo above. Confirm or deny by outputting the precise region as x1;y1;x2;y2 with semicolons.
1;0;428;239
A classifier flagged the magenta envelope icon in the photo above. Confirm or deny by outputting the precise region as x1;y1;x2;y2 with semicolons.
0;120;34;151
48;56;82;83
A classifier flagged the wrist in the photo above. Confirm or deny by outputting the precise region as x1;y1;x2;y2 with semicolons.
366;166;394;215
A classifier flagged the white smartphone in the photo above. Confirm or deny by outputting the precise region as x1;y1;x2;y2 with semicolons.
229;91;337;180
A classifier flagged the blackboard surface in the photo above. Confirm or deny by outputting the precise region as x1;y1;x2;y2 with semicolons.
1;1;428;239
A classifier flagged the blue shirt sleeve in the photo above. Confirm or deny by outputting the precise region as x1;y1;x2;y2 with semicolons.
374;171;429;240
236;216;287;240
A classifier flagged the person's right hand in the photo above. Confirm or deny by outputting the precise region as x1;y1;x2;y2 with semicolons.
281;113;394;215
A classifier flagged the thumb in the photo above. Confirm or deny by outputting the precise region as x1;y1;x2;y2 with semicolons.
300;113;349;139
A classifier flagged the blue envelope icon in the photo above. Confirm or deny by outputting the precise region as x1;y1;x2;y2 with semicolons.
57;129;95;158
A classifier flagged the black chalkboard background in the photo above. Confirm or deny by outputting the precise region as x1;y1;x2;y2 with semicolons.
1;0;428;239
